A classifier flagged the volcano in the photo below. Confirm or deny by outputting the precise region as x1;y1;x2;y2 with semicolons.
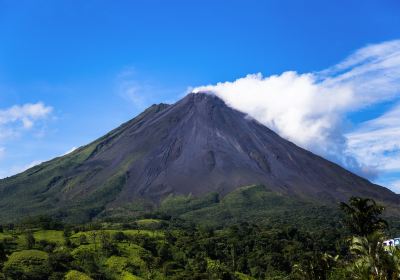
0;92;398;222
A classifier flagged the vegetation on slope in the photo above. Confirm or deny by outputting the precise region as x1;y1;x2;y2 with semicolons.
159;185;341;231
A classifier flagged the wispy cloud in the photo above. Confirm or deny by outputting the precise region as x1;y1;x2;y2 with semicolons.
193;39;400;190
115;67;181;110
389;180;400;194
346;103;400;173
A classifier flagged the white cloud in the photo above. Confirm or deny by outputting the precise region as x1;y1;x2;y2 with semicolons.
0;102;52;155
346;103;400;173
193;39;400;182
116;67;182;110
0;102;52;178
0;102;53;130
116;68;158;109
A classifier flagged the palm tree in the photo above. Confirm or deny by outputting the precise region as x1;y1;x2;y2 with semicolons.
340;197;387;237
349;231;400;279
349;231;386;279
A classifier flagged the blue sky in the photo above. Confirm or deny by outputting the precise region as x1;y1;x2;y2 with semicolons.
1;0;400;192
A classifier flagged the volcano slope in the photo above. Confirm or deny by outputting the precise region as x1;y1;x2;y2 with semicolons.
0;93;398;223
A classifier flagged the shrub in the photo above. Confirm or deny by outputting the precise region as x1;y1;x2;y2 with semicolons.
113;231;127;242
65;270;93;280
3;250;50;280
49;249;73;272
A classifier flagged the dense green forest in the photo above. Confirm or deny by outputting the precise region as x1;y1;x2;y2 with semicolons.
0;193;400;279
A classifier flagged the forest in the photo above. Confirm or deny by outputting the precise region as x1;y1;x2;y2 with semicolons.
0;196;399;280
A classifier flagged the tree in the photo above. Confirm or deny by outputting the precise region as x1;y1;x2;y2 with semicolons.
113;231;127;242
3;250;50;280
63;226;72;238
49;250;73;273
79;234;88;245
99;231;118;256
25;231;35;249
340;197;387;236
0;242;6;268
292;252;339;280
64;270;93;280
348;231;400;279
340;197;400;279
71;245;99;275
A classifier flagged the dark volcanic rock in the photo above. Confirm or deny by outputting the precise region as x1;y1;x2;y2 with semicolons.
0;92;398;221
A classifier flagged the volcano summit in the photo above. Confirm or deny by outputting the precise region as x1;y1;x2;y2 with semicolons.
0;93;397;222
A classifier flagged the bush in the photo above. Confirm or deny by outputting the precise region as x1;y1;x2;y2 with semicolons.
49;271;65;280
49;249;73;272
2;250;50;280
65;270;93;280
71;245;99;274
37;239;57;252
113;231;127;242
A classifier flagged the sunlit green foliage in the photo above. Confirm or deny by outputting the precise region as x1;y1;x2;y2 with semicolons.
0;194;399;279
3;250;50;279
64;270;93;280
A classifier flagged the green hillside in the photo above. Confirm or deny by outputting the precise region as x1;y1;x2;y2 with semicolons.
158;185;341;231
99;185;344;236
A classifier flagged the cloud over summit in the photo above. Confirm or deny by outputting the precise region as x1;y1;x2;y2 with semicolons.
193;40;400;190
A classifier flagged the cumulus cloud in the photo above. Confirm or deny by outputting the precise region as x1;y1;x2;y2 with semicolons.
0;102;53;131
193;39;400;185
0;102;53;143
0;102;52;178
